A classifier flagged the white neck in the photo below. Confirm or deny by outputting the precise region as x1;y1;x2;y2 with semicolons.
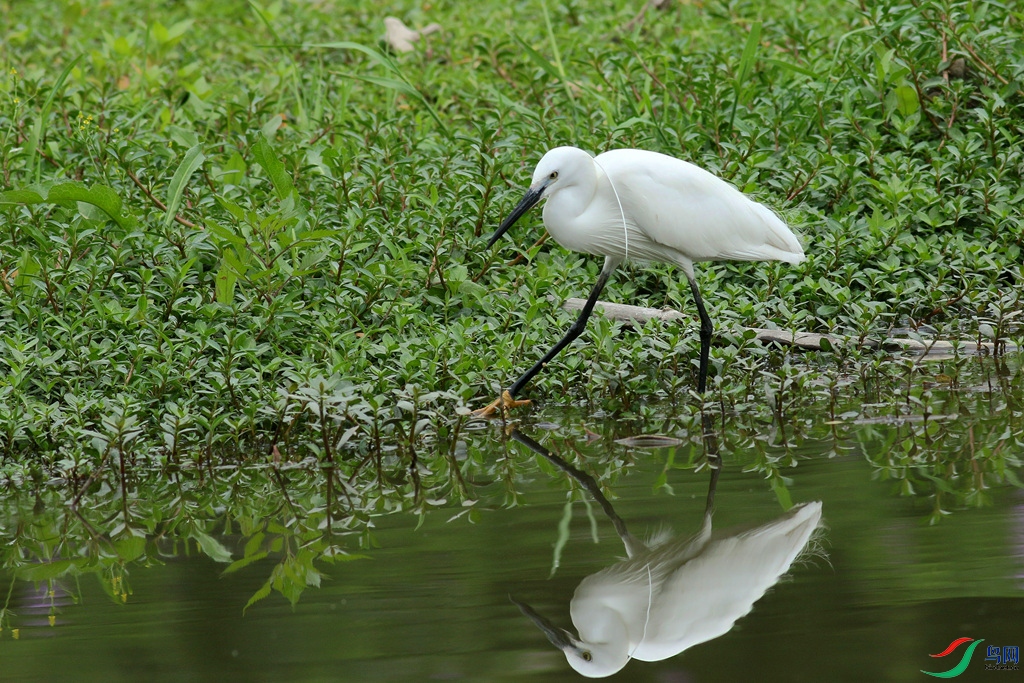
542;165;598;239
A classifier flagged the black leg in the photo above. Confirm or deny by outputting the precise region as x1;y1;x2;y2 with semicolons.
686;273;713;393
507;262;615;398
701;411;720;519
511;429;642;556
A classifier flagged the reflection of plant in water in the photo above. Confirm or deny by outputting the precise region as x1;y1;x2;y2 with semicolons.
839;357;1024;522
702;356;1022;522
858;415;1024;524
222;471;373;613
526;354;1022;521
0;377;493;631
1;464;381;627
1;574;16;638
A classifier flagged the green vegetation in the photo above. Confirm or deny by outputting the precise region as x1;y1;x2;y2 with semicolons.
1;0;1022;485
2;2;1023;664
0;391;1020;620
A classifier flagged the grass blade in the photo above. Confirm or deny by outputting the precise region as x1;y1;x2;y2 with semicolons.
249;1;306;127
163;144;205;229
736;20;763;89
311;41;451;138
729;20;762;129
540;0;573;101
306;41;395;70
512;35;563;83
764;57;818;79
27;54;82;184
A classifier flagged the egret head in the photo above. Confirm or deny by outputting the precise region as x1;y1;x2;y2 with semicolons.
510;595;629;678
487;146;595;248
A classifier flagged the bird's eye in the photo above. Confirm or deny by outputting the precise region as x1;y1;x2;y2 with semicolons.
549;171;558;180
582;651;592;662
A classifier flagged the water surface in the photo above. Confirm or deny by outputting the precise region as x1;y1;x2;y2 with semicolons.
1;388;1022;682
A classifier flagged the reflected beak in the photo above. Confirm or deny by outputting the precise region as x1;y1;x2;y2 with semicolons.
487;182;548;249
510;595;576;652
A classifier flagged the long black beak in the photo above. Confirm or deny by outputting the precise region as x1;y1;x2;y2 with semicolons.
487;183;546;248
510;595;575;652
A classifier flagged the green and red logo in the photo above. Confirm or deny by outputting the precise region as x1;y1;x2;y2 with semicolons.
922;638;984;678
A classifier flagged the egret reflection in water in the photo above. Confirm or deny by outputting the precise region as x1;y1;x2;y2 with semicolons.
509;428;824;678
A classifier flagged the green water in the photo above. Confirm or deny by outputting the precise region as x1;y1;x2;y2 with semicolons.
1;396;1022;682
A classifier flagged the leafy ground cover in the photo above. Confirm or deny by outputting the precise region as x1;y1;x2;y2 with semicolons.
0;0;1022;482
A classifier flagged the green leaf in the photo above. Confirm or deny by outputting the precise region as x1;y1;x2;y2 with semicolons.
548;500;572;578
764;57;817;79
163;144;206;229
729;21;762;126
17;559;74;581
351;73;420;100
206;220;247;247
261;114;283;139
14;248;41;291
304;41;395;70
213;198;246;222
244;531;265;558
114;535;147;562
894;84;919;117
345;73;449;137
192;529;233;562
176;256;197;282
310;40;450;137
151;20;170;44
920;472;956;494
221;151;246;185
252;134;294;201
223;550;270;574
485;85;541;122
770;474;793;510
168;127;200;149
223;247;250;275
294;229;339;242
216;256;238;304
0;190;46;204
48;182;137;230
243;578;273;614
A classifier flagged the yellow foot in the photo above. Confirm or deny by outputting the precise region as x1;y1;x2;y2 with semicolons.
471;390;532;418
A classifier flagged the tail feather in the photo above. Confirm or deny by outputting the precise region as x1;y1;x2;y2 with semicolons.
751;201;805;262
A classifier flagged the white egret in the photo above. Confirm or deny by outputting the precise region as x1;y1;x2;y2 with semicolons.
508;428;823;678
475;146;805;415
515;500;824;678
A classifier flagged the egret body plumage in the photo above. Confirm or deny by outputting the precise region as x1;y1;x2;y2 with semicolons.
515;501;824;677
475;146;805;415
